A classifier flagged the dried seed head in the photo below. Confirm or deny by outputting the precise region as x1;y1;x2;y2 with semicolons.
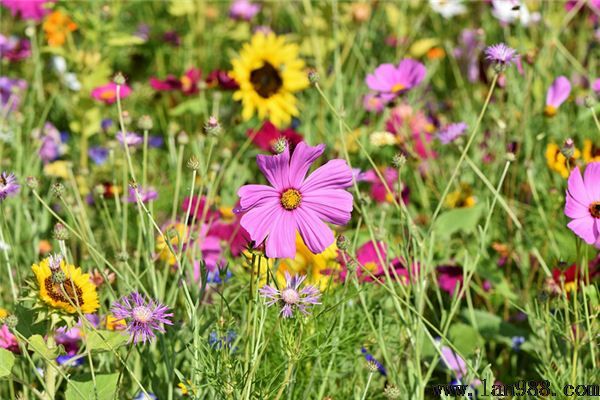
187;155;200;171
26;176;38;190
50;182;65;197
52;223;69;241
113;72;126;86
138;115;154;131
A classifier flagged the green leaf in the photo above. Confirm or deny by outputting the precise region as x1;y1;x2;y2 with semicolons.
107;35;145;47
448;323;484;356
169;98;205;117
65;373;118;400
27;334;59;360
85;330;128;353
14;305;46;338
461;309;526;340
433;203;484;238
0;348;15;378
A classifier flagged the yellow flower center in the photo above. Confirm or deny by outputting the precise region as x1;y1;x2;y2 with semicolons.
544;105;557;117
180;75;192;92
44;276;84;306
100;89;116;100
391;83;405;93
250;62;283;98
590;202;600;218
280;189;302;210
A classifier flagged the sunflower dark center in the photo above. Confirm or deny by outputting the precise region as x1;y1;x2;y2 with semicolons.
44;276;84;306
590;202;600;218
250;62;283;98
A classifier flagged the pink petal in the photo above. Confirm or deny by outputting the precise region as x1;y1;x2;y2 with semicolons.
295;207;334;254
238;184;279;210
396;58;426;88
567;166;590;206
265;211;297;258
567;217;597;245
301;189;353;225
288;142;325;187
565;191;590;219
365;63;396;92
583;162;600;202
301;159;353;193
240;201;281;246
546;76;571;108
256;146;290;190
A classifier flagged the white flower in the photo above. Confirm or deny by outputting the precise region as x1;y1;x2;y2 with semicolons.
429;0;466;19
491;0;539;26
370;131;397;147
0;240;10;252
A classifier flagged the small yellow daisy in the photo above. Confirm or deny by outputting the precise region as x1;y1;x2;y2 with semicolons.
545;142;581;178
230;32;309;128
32;257;99;314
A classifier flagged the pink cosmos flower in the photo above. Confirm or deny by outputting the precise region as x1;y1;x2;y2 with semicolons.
0;324;19;353
358;168;409;204
247;121;303;154
365;59;426;98
150;68;201;96
362;93;388;113
353;241;412;283
209;203;251;257
592;78;600;94
206;69;239;90
437;265;463;295
91;82;131;105
545;76;571;117
236;142;353;258
229;0;260;21
565;162;600;248
1;0;54;21
386;103;437;160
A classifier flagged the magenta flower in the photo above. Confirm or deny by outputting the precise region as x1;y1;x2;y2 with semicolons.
354;240;411;283
111;292;173;344
91;82;131;105
127;186;158;203
592;78;600;94
0;35;31;61
206;69;239;90
358;168;409;204
545;76;571;116
0;0;54;21
259;272;321;318
246;121;303;154
0;172;19;201
362;93;388;113
236;142;353;258
437;122;468;144
484;43;518;68
229;0;260;21
365;59;426;98
564;162;600;248
437;265;463;295
149;68;201;96
0;324;19;353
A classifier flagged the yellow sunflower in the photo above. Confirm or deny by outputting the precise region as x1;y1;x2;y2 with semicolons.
230;32;309;128
32;257;99;314
583;139;600;164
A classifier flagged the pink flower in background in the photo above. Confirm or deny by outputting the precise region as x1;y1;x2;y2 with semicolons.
116;131;142;147
150;68;201;95
0;324;19;353
362;93;389;113
91;82;131;105
127;186;158;203
247;121;303;154
229;0;260;21
386;103;437;160
365;59;426;99
209;204;251;257
437;122;468;144
1;0;54;21
236;141;353;258
206;69;239;90
437;265;463;295
358;168;409;204
564;162;600;248
0;35;31;61
353;241;410;283
544;76;571;117
592;78;600;94
181;196;220;223
439;343;467;379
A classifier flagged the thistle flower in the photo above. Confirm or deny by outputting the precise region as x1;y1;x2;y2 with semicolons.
484;43;518;69
236;142;353;258
116;131;143;147
0;171;19;200
564;162;600;248
259;272;321;318
111;292;173;344
544;76;571;117
229;0;260;21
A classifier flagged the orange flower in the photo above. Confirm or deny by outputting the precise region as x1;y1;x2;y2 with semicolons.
43;11;77;47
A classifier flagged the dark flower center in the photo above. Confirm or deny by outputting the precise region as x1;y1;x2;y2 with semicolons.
44;276;84;306
281;188;301;210
590;202;600;218
250;62;283;98
0;175;5;186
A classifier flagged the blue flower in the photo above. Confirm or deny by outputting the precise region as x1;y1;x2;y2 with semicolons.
361;347;387;376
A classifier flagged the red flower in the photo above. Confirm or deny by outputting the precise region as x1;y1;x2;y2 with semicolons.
150;68;201;95
247;121;303;153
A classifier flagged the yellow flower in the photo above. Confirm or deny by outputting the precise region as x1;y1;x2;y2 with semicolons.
44;160;71;179
43;11;77;47
178;380;197;396
32;257;99;314
446;184;476;209
583;139;600;164
105;315;126;331
230;32;309;128
244;234;341;291
545;143;580;178
156;223;188;266
0;308;8;320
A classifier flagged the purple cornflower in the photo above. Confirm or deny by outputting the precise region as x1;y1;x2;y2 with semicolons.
111;292;173;344
484;43;518;70
361;347;387;376
0;35;31;61
116;131;143;147
127;186;158;203
229;0;260;21
0;76;27;111
259;272;321;318
88;146;109;165
0;172;19;200
437;122;468;144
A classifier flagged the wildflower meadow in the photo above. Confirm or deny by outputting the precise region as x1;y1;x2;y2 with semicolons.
1;0;600;399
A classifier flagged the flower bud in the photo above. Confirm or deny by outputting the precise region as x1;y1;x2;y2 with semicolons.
51;270;66;284
50;182;65;198
272;137;288;154
187;155;200;171
5;314;18;329
392;153;406;169
308;70;320;85
26;176;39;190
113;72;126;86
561;138;575;159
138;115;153;131
383;385;401;399
204;116;221;136
366;361;379;373
584;95;596;109
52;223;69;241
336;235;349;251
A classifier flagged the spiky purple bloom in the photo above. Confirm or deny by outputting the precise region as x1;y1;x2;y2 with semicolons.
0;172;19;200
111;292;173;344
437;122;468;144
229;0;260;21
259;272;321;318
116;131;143;147
484;43;518;67
127;186;158;203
